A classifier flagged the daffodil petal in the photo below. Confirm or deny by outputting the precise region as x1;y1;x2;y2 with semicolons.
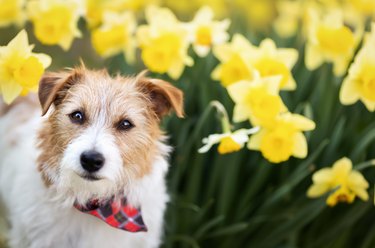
283;77;297;91
33;53;52;68
194;45;210;57
59;35;75;51
194;6;214;23
352;188;369;201
339;78;361;105
312;168;333;184
1;81;22;104
198;143;214;153
361;99;375;112
168;61;185;80
292;132;308;158
305;44;323;71
211;65;222;80
333;57;349;77
232;34;254;53
247;129;265;150
227;80;251;103
263;76;282;94
136;26;151;46
278;49;298;68
231;128;259;145
332;157;352;175
213;43;234;62
259;38;276;56
307;184;331;198
8;29;30;53
233;104;251;123
198;133;229;153
348;171;369;189
289;113;316;131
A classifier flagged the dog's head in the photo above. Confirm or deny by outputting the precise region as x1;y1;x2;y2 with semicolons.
36;66;183;205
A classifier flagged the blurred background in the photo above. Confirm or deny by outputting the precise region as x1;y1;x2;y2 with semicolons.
0;0;375;247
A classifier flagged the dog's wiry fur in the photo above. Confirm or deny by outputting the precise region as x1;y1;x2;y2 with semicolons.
0;66;183;248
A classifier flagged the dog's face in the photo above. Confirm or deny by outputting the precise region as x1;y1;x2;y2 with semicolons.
36;67;183;205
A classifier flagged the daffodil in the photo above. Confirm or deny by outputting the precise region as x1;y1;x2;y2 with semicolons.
248;113;315;163
0;0;25;27
198;100;259;155
163;0;227;19
199;128;259;154
85;0;160;28
348;0;375;16
186;6;230;57
27;0;82;50
85;0;115;28
136;6;193;80
212;34;256;87
0;30;51;104
250;38;298;90
91;11;136;64
340;23;375;111
305;8;362;76
227;74;288;127
233;0;276;31
273;0;302;38
307;157;369;206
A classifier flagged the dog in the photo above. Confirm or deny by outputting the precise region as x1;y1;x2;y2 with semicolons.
0;66;184;248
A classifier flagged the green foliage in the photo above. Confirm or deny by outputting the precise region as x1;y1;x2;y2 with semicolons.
159;41;375;248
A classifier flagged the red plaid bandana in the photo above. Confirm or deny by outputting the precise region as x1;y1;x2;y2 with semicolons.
74;197;147;232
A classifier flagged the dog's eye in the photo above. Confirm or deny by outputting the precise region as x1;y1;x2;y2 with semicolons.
69;111;84;124
118;119;134;131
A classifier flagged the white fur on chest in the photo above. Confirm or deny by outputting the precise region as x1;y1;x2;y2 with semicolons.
0;107;169;248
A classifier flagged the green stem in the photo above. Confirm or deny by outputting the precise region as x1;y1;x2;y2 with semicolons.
354;159;375;171
209;101;231;133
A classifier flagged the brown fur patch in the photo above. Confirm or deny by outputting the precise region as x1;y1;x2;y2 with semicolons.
137;77;184;119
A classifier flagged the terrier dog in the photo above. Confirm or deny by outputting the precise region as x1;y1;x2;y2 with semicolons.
0;66;183;248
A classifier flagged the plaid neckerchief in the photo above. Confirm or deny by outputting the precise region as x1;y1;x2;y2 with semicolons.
74;196;147;232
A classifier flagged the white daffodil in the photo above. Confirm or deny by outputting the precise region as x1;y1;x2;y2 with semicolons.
198;127;259;154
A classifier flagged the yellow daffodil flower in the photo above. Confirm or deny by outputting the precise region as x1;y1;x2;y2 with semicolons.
248;113;315;163
85;0;119;28
307;157;369;207
273;0;302;38
0;0;25;27
198;127;259;155
212;34;256;87
27;0;82;50
136;6;193;80
305;8;362;76
251;38;298;91
234;0;276;31
0;30;51;104
85;0;160;28
348;0;375;16
91;11;136;64
227;74;288;127
340;23;375;111
186;6;230;57
163;0;227;19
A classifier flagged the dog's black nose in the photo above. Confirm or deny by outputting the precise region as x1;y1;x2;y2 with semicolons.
80;150;105;173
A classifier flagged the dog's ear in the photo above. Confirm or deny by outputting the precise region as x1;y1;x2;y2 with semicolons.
38;70;82;116
137;74;184;119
